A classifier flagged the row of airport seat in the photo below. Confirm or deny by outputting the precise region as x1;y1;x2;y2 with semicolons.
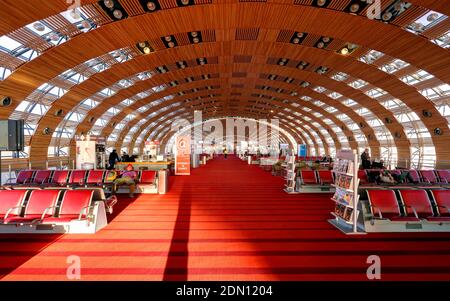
359;169;450;185
6;169;157;188
0;189;96;225
298;170;335;185
297;169;449;187
366;189;449;223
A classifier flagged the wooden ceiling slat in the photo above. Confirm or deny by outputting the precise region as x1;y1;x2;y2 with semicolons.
302;33;320;47
235;28;260;40
0;52;24;70
149;37;167;50
276;29;294;43
44;14;82;38
174;32;191;46
202;29;216;42
82;4;112;25
293;0;313;5
328;0;352;11
326;39;346;51
422;18;450;39
119;0;146;16
159;0;178;9
194;0;213;4
391;6;429;27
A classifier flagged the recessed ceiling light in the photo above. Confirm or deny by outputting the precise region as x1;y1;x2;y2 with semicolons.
104;0;114;9
143;47;151;54
349;4;359;13
113;9;123;19
165;36;172;42
147;1;156;10
33;22;45;31
340;47;349;55
81;20;90;29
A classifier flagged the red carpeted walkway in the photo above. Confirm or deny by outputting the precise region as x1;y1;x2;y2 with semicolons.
1;155;450;280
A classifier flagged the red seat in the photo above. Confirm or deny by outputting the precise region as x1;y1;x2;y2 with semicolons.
431;190;450;217
12;170;34;184
419;170;439;184
140;170;157;184
318;170;333;185
399;190;434;220
367;190;415;221
300;170;317;184
68;170;87;185
31;170;52;185
49;170;69;186
0;190;28;223
436;170;450;184
358;170;369;185
41;190;94;224
4;190;61;224
86;170;105;186
408;170;421;183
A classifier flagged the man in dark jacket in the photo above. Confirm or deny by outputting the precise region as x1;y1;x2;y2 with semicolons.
361;148;371;169
108;149;120;169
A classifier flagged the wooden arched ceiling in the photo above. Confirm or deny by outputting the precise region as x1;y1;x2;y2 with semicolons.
1;0;449;164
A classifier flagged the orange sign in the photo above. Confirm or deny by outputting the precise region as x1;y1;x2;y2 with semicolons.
175;136;191;175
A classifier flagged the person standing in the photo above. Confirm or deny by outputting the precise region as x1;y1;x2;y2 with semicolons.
361;148;371;169
108;149;120;169
223;147;228;159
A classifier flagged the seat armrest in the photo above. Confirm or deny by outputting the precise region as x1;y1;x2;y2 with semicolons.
370;205;384;219
78;205;95;220
4;206;25;219
40;206;59;221
404;205;419;218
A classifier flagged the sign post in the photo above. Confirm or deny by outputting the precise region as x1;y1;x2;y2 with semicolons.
175;136;191;175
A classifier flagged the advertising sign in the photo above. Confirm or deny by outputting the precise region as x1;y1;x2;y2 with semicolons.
298;144;307;157
76;140;97;169
175;136;191;175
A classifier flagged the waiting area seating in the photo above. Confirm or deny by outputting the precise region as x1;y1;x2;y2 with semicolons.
293;169;335;193
358;169;449;187
363;188;450;232
6;169;162;194
0;188;108;233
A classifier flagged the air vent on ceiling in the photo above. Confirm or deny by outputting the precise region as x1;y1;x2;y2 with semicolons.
235;28;260;40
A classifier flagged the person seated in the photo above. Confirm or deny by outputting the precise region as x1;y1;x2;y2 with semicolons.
112;164;137;197
379;170;395;184
393;170;414;184
121;152;130;162
367;170;380;183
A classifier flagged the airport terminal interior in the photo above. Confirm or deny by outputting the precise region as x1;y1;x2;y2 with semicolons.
0;0;449;281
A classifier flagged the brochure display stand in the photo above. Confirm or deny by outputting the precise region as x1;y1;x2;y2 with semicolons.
328;149;365;235
283;151;297;193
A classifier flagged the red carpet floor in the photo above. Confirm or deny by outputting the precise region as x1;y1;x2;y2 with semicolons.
1;155;450;280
